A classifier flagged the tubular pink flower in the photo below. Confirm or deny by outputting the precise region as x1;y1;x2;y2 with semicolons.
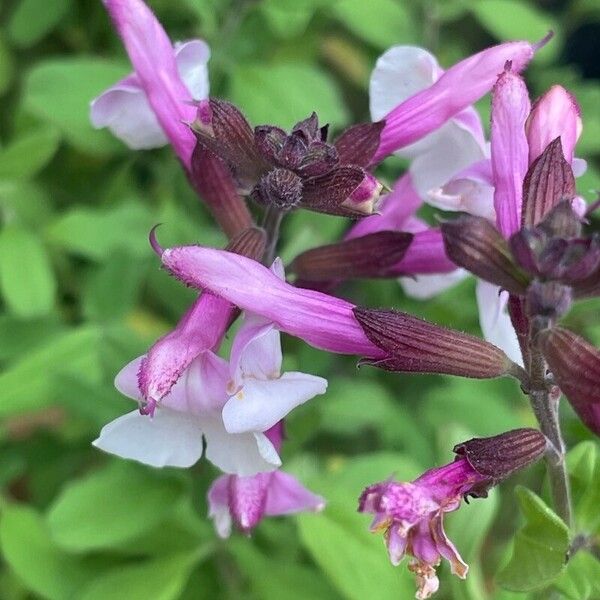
102;0;198;166
160;246;383;356
208;468;325;537
373;41;535;162
137;292;234;406
360;429;546;598
525;85;582;165
490;69;531;238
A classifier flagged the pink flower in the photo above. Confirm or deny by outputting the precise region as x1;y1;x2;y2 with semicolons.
208;423;324;537
93;0;202;166
359;429;546;599
91;39;210;152
372;41;536;163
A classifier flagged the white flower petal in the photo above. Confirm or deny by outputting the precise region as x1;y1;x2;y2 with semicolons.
90;77;169;149
400;269;468;300
114;355;145;401
370;46;441;157
93;409;204;468
174;40;210;100
476;280;523;366
409;117;486;197
202;415;281;476
207;474;233;538
222;373;328;434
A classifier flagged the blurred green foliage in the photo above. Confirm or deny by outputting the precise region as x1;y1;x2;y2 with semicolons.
0;0;599;598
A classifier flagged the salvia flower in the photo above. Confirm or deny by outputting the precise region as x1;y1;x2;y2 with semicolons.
208;423;325;536
191;99;384;217
94;352;281;476
222;260;328;434
359;429;546;599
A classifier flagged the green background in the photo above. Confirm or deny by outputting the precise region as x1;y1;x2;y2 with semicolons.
0;0;599;598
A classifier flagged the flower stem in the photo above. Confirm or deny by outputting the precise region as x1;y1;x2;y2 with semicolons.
528;340;572;527
262;205;284;265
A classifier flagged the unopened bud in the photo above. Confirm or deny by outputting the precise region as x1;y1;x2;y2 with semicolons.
353;307;519;380
252;169;303;210
454;428;547;493
526;280;572;321
291;231;412;281
441;215;530;294
539;327;600;436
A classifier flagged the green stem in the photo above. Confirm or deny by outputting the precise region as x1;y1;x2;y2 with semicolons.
262;205;285;265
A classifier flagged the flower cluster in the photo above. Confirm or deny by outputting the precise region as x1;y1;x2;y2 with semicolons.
88;0;595;597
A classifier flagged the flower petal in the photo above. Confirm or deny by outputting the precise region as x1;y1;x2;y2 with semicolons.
526;85;581;165
374;41;535;161
228;473;271;532
409;116;486;198
491;70;531;238
264;470;325;515
386;526;409;566
476;280;523;366
93;409;204;467
430;513;468;578
114;355;144;401
391;228;457;275
138;292;233;403
400;269;468;300
90;75;170;149
207;475;232;538
202;415;281;476
427;159;495;220
229;316;282;390
174;40;210;100
103;0;197;165
161;246;381;356
222;372;328;434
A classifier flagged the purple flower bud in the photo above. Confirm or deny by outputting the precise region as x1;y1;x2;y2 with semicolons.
441;215;530;295
526;280;572;321
290;231;413;281
521;138;576;228
353;307;520;380
359;429;545;598
539;327;600;436
252;168;304;210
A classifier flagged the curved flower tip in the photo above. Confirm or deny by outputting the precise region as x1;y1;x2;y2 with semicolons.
208;470;325;538
359;429;545;598
148;224;164;256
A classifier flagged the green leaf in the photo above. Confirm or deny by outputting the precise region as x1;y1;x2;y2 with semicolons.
229;62;349;129
496;486;570;592
230;540;338;600
83;252;148;321
8;0;70;48
554;551;600;600
0;33;14;95
46;461;185;552
567;442;600;534
260;0;331;37
48;201;156;261
332;0;417;49
23;58;128;154
470;1;559;63
0;504;96;600
0;127;61;179
0;225;56;318
79;551;207;600
0;325;103;417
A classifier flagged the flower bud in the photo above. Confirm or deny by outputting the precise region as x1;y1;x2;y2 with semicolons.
526;280;572;321
441;215;530;294
521;137;576;227
539;327;600;436
225;227;267;261
353;307;518;380
251;168;304;210
290;231;413;281
453;428;547;492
